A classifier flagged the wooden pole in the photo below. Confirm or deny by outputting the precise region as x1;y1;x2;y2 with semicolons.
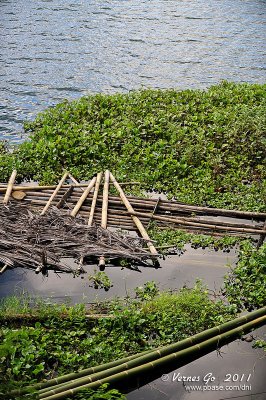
67;173;84;192
41;172;69;215
0;181;140;193
109;172;158;255
3;170;17;205
88;172;103;226
70;176;97;218
127;211;266;235
98;171;110;269
10;188;266;220
56;186;74;209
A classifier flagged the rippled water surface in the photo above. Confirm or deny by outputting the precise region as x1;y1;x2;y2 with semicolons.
1;0;265;141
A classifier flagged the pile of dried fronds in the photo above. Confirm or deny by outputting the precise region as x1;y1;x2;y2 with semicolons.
0;203;158;274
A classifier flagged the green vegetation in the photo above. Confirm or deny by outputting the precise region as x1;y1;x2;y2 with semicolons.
148;226;266;313
224;242;266;311
148;224;250;253
0;283;236;397
0;82;265;210
88;271;113;291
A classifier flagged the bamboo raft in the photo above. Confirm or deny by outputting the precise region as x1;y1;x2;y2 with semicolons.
1;169;266;275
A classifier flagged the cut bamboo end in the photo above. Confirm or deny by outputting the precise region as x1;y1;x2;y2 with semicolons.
98;256;106;270
35;265;42;274
0;264;8;274
11;190;26;200
3;170;17;205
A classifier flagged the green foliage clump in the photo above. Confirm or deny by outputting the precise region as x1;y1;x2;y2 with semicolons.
224;242;266;311
88;271;113;291
0;283;235;395
0;82;265;210
135;281;160;301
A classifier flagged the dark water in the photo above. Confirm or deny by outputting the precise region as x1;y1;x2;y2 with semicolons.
128;330;266;400
0;247;236;302
1;0;265;142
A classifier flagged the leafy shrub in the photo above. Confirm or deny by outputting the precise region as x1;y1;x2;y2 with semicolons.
0;82;265;211
224;243;266;311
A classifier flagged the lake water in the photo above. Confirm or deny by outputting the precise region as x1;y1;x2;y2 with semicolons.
1;0;265;142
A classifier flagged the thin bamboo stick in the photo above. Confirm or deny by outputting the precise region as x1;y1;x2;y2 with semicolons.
70;177;97;218
99;171;110;268
88;172;103;226
40;172;69;215
0;181;140;193
110;172;158;255
3;170;17;205
67;173;84;192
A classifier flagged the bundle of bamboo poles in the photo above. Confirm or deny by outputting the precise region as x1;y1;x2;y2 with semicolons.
4;306;266;399
1;169;266;246
1;170;161;273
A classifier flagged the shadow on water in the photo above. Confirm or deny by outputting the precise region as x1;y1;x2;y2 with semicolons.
127;332;266;400
0;246;236;302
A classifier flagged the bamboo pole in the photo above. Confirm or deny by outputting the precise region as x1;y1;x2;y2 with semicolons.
10;306;266;397
98;171;110;269
12;188;266;220
67;173;84;192
70;177;97;218
9;350;154;397
24;197;264;231
37;314;266;399
40;172;69;215
109;172;158;256
56;186;74;209
88;172;103;226
127;211;265;235
21;193;264;228
39;309;266;397
19;200;251;235
3;170;17;205
0;181;140;193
